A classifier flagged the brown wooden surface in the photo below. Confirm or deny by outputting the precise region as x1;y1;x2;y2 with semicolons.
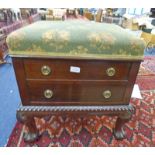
27;80;127;105
12;56;141;142
24;58;131;80
13;57;141;106
12;58;30;105
123;62;141;103
0;49;3;62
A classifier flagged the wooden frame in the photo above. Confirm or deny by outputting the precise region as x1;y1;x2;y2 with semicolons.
12;57;141;142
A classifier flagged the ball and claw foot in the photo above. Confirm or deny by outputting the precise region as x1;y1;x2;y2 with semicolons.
23;132;39;142
113;110;132;140
16;112;39;142
113;128;126;140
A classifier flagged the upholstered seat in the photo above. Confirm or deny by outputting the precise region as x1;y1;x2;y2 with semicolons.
7;20;144;60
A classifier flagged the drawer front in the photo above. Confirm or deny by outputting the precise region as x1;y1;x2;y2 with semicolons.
26;80;127;105
24;59;131;80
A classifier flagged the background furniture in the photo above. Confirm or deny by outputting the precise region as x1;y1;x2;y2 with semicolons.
102;8;125;25
66;9;77;17
38;8;66;21
122;15;139;30
0;9;7;28
0;9;14;27
83;12;93;20
20;8;31;19
45;9;54;20
0;34;9;64
141;28;155;52
95;9;103;22
103;16;122;25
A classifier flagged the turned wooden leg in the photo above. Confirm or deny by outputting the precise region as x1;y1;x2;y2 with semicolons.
16;111;39;142
113;111;132;140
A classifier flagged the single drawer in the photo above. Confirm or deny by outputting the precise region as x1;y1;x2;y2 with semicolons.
26;80;127;105
24;59;131;81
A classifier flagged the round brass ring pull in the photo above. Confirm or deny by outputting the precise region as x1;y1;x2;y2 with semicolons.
41;65;51;76
103;90;111;99
44;89;53;99
106;67;115;77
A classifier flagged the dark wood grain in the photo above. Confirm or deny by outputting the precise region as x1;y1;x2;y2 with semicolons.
123;62;141;103
12;58;30;105
23;58;131;80
12;56;142;142
26;80;127;105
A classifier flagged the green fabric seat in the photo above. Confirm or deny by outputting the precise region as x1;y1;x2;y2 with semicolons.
7;20;145;60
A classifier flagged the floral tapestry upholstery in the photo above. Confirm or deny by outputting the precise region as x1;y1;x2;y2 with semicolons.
7;20;145;60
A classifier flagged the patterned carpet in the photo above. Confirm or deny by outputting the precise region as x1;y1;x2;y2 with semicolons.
137;56;155;90
136;76;155;90
7;90;155;147
141;56;155;74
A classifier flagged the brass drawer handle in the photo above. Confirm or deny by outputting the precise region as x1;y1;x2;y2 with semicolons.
44;89;53;99
103;90;111;99
106;67;115;77
41;65;51;76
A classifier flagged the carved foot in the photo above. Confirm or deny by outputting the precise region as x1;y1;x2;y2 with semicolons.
114;111;132;140
16;111;39;142
113;127;126;140
23;132;39;142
